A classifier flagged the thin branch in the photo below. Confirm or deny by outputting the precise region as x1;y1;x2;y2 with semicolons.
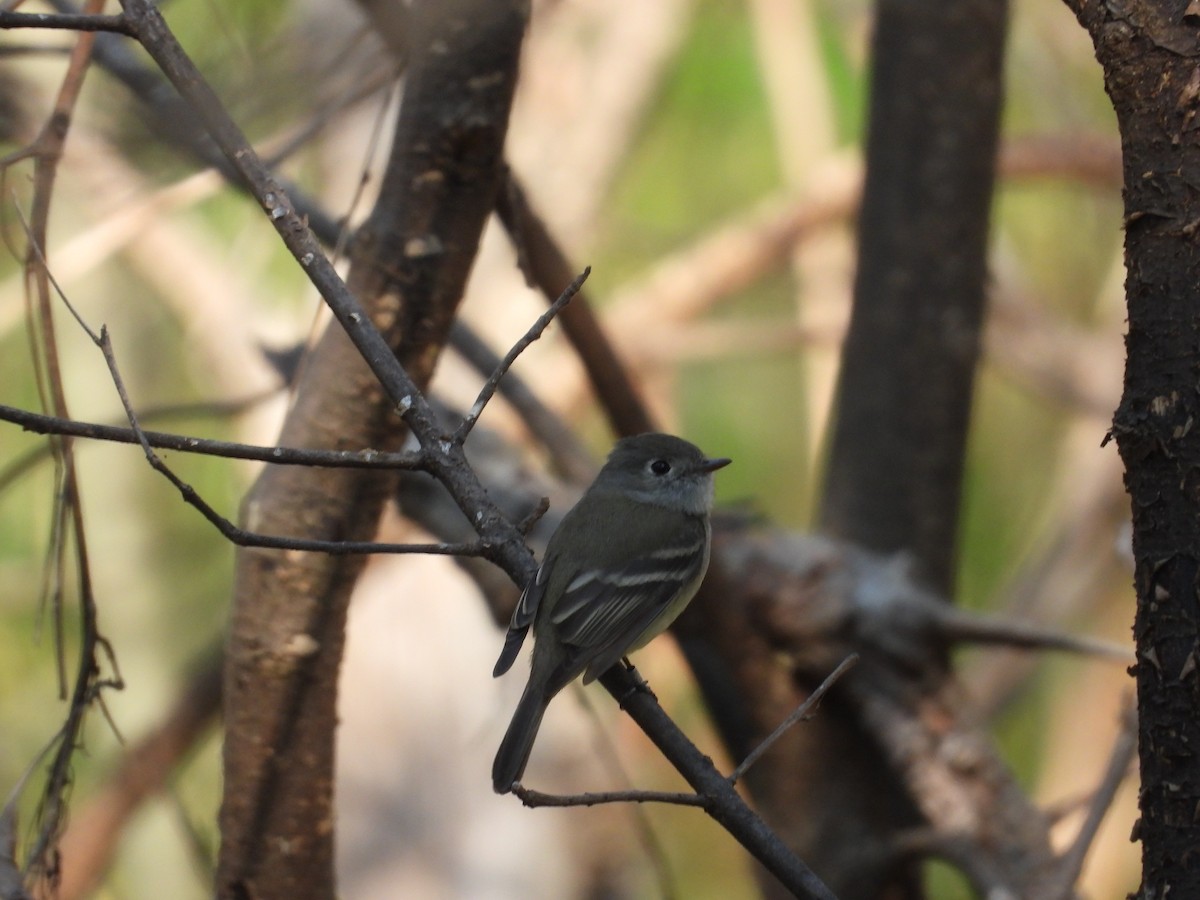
81;318;482;557
0;404;425;479
730;654;858;785
1;734;58;900
11;7;122;886
599;665;838;900
1049;699;1138;895
454;267;590;444
93;329;478;557
933;606;1130;660
448;322;596;483
513;785;706;809
0;11;131;34
0;391;279;492
15;206;459;560
54;651;223;900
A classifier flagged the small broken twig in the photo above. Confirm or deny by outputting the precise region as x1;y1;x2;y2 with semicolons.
730;654;858;785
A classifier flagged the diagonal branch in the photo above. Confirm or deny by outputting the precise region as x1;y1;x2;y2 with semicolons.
111;5;839;897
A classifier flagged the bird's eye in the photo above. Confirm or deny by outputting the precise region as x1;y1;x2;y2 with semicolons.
650;459;671;476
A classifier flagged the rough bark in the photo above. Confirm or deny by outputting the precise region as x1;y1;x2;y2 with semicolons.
216;4;526;898
1063;1;1200;895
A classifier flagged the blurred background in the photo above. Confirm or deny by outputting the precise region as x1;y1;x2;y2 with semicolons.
0;0;1133;897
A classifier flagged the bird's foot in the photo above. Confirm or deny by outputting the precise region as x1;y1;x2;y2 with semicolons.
621;658;657;702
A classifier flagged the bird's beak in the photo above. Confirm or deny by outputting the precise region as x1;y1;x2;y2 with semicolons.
699;456;732;473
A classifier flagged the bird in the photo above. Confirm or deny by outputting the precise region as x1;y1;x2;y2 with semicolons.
491;432;731;794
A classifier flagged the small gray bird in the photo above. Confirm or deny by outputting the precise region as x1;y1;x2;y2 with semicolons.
491;432;731;794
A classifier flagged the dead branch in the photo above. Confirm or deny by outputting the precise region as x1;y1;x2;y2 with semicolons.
53;653;222;900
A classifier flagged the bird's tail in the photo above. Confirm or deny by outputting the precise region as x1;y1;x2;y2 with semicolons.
492;682;549;794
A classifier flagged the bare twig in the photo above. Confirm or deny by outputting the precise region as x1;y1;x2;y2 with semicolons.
54;652;223;900
598;663;837;899
40;0;536;454
0;10;131;34
447;322;596;483
15;209;455;560
0;404;425;481
7;7;124;887
513;785;706;809
933;606;1130;660
1;737;58;900
454;267;590;444
1048;699;1137;896
730;654;858;785
93;326;481;556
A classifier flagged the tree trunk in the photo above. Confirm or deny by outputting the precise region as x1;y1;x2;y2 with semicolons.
1064;1;1200;895
216;4;526;897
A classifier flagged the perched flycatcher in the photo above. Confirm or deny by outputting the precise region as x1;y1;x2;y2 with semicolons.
491;432;731;794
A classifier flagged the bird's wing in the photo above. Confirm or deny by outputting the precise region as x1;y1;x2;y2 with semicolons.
492;564;547;677
549;517;709;684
